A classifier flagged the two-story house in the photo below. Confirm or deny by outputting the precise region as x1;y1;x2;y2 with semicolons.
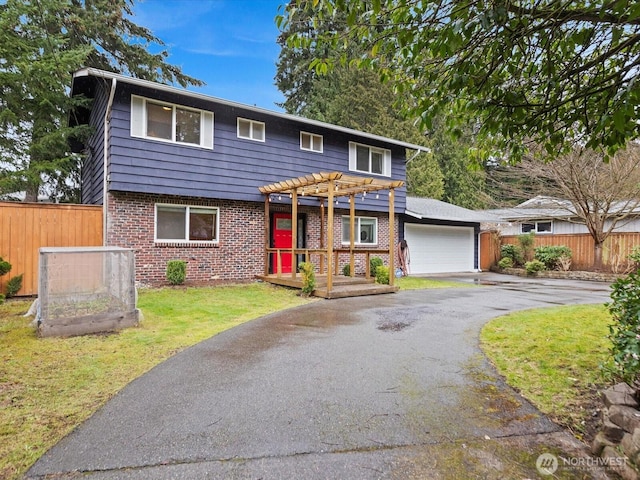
70;68;432;293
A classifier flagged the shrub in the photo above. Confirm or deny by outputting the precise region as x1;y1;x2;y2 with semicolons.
629;247;640;270
166;260;187;285
500;244;524;266
607;271;640;383
524;259;546;275
0;256;20;303
6;274;23;298
0;258;10;277
534;245;572;270
342;264;351;276
298;262;316;295
557;255;572;272
370;257;383;277
498;257;514;269
518;232;536;262
375;265;390;285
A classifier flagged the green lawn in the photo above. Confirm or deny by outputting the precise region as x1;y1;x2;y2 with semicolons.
0;283;315;480
0;278;613;478
480;303;612;439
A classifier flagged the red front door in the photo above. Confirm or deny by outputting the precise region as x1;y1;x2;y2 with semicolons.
272;213;293;273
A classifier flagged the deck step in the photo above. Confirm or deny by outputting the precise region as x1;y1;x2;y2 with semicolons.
313;284;399;299
256;274;398;299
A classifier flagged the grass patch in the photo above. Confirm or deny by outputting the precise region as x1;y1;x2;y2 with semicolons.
0;283;316;480
396;276;473;290
480;303;612;440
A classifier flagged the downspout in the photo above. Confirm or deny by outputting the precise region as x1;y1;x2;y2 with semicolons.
405;147;429;164
103;78;117;246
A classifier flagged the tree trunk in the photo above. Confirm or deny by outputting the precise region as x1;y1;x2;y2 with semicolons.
593;242;604;271
23;185;39;203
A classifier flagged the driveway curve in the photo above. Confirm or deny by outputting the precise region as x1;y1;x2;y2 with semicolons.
27;273;614;479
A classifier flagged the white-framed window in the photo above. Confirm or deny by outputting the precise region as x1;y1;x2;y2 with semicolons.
348;142;391;176
130;95;214;149
237;117;265;142
300;131;323;153
341;216;377;245
155;204;219;243
521;221;553;234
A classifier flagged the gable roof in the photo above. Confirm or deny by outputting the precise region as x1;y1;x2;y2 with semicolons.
406;197;503;223
480;195;640;222
72;68;430;153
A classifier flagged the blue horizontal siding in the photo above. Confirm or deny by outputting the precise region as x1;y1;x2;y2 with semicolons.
102;84;407;211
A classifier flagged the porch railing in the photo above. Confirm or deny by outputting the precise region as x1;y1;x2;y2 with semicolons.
266;248;391;279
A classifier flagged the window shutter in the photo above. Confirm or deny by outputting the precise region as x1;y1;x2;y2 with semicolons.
201;111;214;149
130;96;145;138
384;149;391;176
348;142;357;171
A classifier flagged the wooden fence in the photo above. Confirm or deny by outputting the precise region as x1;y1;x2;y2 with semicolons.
484;231;640;272
0;202;103;296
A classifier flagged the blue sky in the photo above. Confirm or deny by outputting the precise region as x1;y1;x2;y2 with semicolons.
132;0;287;111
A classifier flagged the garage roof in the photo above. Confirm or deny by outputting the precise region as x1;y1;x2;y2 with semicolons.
406;197;504;223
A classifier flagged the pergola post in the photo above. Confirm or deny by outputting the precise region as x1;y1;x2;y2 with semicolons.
349;193;355;277
327;180;334;293
291;189;298;279
264;196;270;276
389;188;395;287
319;200;325;273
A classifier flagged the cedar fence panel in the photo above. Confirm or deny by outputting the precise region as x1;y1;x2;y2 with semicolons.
479;230;501;271
494;232;640;272
0;202;103;296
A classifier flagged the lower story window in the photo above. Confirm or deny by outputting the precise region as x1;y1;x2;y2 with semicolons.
342;216;377;245
521;221;552;234
156;204;219;242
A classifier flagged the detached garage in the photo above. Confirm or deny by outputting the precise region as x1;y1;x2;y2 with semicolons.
403;197;502;275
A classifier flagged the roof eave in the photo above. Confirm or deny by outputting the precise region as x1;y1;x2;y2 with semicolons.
72;68;430;152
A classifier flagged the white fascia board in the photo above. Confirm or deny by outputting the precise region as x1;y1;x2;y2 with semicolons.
404;209;424;219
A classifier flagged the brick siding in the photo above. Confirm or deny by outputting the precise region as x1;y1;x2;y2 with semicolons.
107;192;399;286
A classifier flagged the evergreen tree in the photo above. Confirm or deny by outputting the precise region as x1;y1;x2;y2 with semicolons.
0;0;202;202
276;9;444;199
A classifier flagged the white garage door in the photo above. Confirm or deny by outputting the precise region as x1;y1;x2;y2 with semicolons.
404;224;475;274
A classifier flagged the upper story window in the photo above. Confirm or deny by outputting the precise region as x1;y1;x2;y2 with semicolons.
130;95;214;149
155;204;219;243
301;131;323;153
341;216;378;245
521;221;553;234
237;117;265;142
349;142;391;176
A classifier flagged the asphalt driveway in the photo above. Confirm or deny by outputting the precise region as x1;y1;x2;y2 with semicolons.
27;273;614;479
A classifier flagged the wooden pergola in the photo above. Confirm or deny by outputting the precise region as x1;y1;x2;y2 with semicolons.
258;171;404;294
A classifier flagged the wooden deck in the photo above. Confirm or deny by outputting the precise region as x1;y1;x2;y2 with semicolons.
257;274;399;299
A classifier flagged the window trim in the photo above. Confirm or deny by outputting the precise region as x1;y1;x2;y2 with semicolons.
131;95;214;149
348;141;391;177
300;131;323;153
154;203;220;244
237;117;265;142
521;220;553;234
341;215;378;245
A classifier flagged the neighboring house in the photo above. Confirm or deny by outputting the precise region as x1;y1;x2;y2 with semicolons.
402;197;503;273
70;68;433;286
482;196;640;236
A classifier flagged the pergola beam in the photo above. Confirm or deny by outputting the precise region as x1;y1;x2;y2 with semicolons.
259;171;403;198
